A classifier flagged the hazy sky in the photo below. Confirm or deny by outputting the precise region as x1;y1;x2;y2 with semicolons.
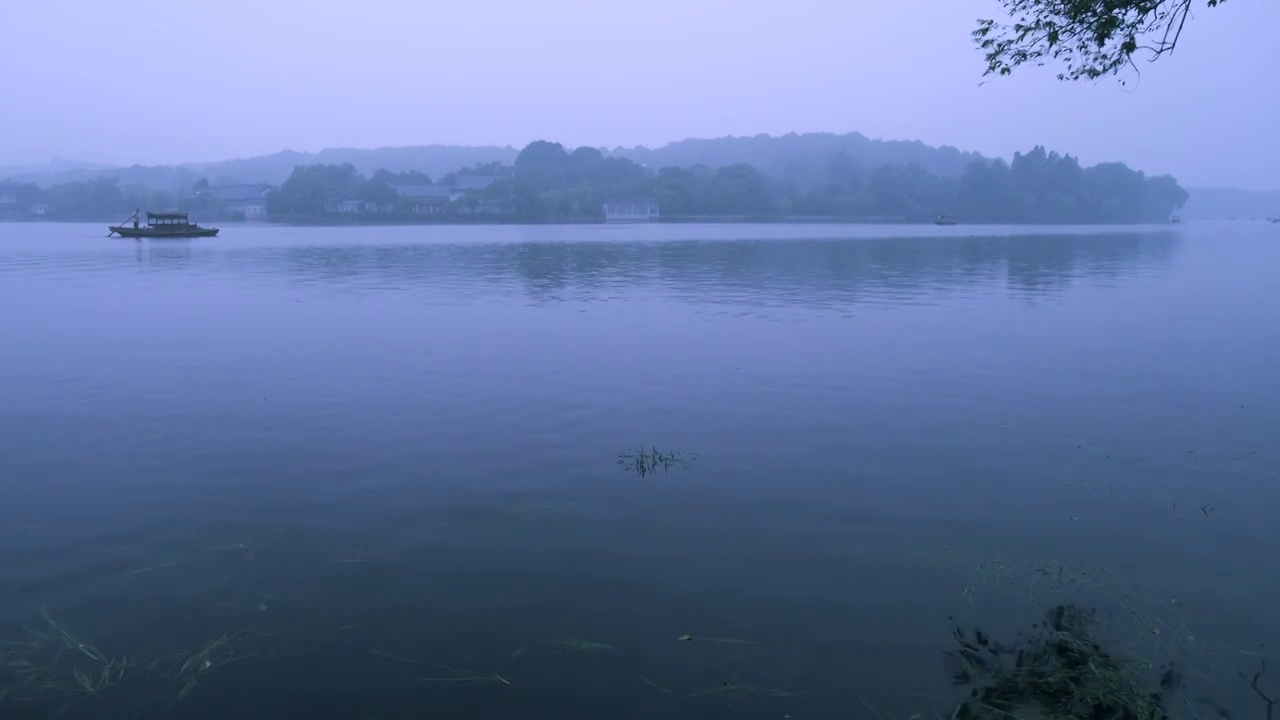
2;0;1276;189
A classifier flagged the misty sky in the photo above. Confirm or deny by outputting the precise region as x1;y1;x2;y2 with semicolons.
2;0;1276;189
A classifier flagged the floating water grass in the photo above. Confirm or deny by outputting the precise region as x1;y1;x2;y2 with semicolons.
689;679;762;700
686;675;809;712
689;681;808;699
555;637;615;654
677;634;756;645
371;650;513;687
1242;658;1276;720
617;447;697;477
419;664;512;686
115;537;261;580
369;649;430;667
153;628;259;706
0;610;145;713
0;612;266;713
638;674;674;694
960;557;1134;607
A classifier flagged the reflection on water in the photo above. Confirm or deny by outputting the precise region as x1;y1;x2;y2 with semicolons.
268;230;1179;308
133;238;195;267
0;222;1276;720
8;224;1179;309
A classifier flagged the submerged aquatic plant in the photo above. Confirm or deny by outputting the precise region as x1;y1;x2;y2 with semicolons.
617;446;697;478
0;611;264;713
690;681;807;700
0;610;145;713
419;664;511;686
954;554;1213;687
676;634;756;645
945;603;1175;719
152;628;260;706
370;650;513;688
555;637;615;654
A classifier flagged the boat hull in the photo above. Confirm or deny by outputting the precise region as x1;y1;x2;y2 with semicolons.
109;226;219;238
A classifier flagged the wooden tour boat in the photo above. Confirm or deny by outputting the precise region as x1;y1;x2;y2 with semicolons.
109;211;219;238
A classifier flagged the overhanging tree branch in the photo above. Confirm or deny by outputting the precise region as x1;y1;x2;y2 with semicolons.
973;0;1226;81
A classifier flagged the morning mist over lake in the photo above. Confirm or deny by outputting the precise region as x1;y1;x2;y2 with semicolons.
1;1;1278;719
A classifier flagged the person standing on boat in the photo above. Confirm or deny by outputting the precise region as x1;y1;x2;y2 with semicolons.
131;209;140;229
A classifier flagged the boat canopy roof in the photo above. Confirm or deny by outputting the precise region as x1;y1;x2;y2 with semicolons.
147;212;189;219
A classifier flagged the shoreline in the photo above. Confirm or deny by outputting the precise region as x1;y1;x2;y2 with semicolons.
0;217;1190;228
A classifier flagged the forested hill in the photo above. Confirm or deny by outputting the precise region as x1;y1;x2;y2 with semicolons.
203;146;520;187
3;139;1191;224
0;146;520;190
610;132;986;188
5;133;985;190
3;133;1197;225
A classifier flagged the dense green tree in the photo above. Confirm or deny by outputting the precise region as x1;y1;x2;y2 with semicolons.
513;141;571;192
13;182;43;209
1082;162;1148;222
1142;174;1191;217
188;178;215;212
864;164;955;220
565;183;603;218
457;161;510;177
785;145;1182;223
135;189;178;214
359;179;399;208
568;146;605;169
5;177;185;219
43;177;126;219
824;152;866;191
371;169;432;186
617;132;983;182
651;166;706;216
268;164;361;217
975;0;1226;81
514;141;570;169
473;141;656;220
707;164;781;216
958;159;1016;222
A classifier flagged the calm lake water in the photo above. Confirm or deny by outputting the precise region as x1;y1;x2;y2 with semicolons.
1;221;1277;719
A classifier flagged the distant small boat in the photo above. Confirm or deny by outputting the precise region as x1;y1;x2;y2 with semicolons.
1170;215;1181;224
109;211;219;238
933;214;957;226
1267;217;1280;224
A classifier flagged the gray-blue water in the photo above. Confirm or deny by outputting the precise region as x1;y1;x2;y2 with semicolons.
1;222;1277;719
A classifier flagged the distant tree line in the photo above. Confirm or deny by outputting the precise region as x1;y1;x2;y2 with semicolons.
0;177;179;222
459;141;1188;223
4;141;1188;224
